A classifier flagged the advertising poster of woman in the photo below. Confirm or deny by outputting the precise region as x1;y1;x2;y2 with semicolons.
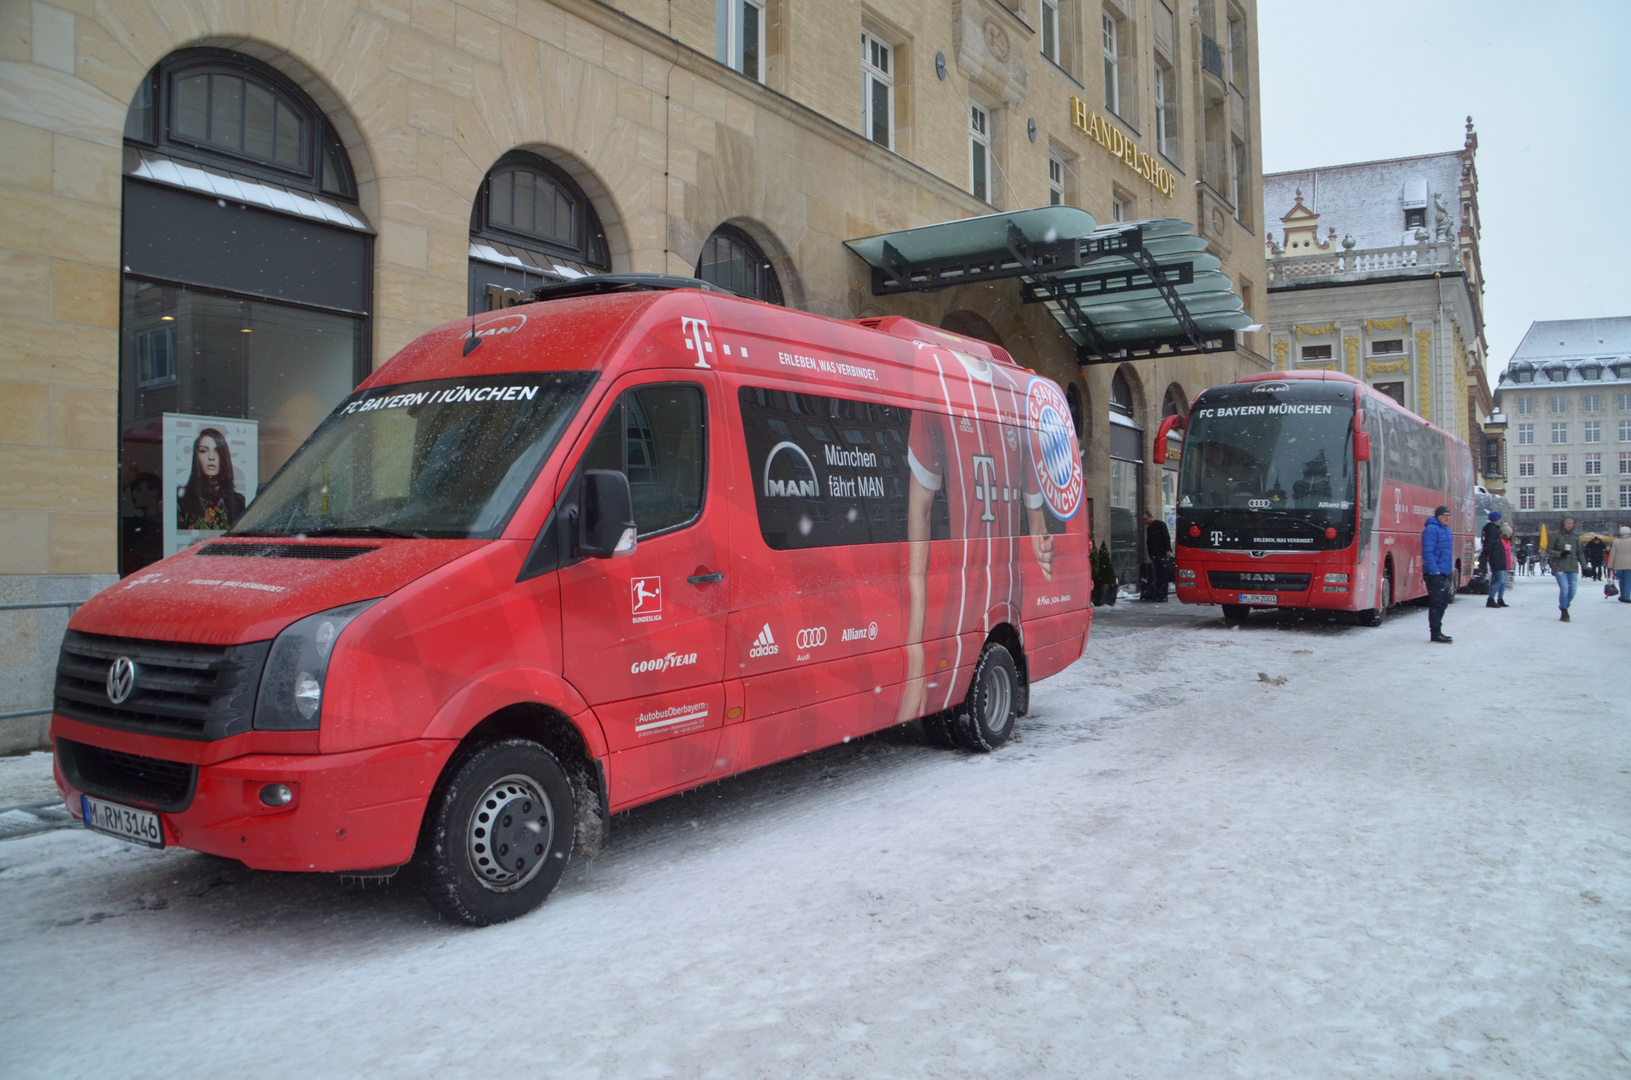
162;413;258;557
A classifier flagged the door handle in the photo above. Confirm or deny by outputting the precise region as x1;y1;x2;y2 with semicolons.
687;571;724;585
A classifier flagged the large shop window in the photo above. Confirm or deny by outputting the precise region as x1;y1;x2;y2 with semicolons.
469;153;610;313
695;225;783;304
118;49;371;575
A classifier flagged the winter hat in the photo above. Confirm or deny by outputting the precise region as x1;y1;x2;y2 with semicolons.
1621;526;1631;537
1489;510;1502;521
1434;505;1450;517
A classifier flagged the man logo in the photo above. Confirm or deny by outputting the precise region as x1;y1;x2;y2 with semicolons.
749;624;779;658
1252;383;1290;393
106;656;137;705
461;312;527;340
763;441;819;498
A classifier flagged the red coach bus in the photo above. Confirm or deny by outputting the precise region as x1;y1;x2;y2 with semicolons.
1158;370;1474;624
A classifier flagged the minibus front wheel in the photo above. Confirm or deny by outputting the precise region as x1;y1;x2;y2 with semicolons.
953;643;1019;752
418;738;576;926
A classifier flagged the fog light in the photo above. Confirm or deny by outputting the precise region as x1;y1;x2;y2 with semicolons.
259;783;293;807
293;671;322;719
1323;573;1350;583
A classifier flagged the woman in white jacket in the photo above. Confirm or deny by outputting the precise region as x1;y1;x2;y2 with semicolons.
1607;525;1631;604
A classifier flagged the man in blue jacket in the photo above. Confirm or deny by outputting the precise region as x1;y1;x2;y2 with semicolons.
1421;504;1454;643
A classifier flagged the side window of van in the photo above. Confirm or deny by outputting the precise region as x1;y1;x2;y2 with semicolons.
582;384;706;537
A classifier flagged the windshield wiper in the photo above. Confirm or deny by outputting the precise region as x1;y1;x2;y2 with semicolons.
299;526;428;540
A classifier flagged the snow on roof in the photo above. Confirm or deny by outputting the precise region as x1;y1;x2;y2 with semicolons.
1507;317;1631;361
1264;150;1465;251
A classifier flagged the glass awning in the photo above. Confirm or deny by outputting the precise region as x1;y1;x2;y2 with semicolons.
844;207;1251;365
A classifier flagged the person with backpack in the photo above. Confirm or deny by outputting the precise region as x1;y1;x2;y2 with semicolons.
1482;510;1509;608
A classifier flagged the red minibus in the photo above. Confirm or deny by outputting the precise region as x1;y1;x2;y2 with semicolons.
1159;370;1474;624
52;277;1091;924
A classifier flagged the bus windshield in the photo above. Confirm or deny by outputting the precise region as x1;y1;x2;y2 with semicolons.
233;371;596;539
1178;389;1355;513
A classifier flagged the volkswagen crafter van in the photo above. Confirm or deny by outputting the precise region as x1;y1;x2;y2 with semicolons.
53;277;1092;924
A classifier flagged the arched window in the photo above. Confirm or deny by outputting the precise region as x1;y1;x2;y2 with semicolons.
118;50;371;576
1067;382;1086;442
695;225;783;304
1110;369;1136;416
124;49;353;198
1162;385;1187;418
469;153;610;312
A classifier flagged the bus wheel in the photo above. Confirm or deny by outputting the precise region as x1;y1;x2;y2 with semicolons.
953;644;1018;752
418;738;574;926
1361;570;1393;627
1221;604;1250;625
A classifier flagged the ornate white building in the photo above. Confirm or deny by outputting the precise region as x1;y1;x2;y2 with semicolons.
1260;121;1497;481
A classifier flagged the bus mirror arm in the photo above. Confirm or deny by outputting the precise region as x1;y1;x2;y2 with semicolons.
1152;414;1185;466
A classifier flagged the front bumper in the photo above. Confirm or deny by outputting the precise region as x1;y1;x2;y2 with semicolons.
54;732;457;873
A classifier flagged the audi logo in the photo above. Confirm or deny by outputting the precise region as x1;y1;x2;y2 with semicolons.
106;656;137;705
795;627;827;649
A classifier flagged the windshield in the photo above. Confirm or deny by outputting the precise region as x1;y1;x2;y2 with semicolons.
1178;388;1355;513
233;371;596;539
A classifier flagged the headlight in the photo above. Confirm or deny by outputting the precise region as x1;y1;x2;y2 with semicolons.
254;599;379;730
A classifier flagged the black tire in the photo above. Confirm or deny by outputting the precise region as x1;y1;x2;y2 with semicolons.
418;739;574;926
1361;568;1393;628
1221;603;1250;625
952;644;1018;752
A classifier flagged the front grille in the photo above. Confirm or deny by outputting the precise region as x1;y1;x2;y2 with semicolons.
197;543;377;560
57;739;197;812
1207;571;1313;592
55;631;271;741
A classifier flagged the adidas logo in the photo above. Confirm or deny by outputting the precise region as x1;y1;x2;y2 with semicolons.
748;624;779;658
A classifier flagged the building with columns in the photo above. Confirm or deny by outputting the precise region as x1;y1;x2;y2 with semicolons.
1260;122;1498;483
0;0;1266;750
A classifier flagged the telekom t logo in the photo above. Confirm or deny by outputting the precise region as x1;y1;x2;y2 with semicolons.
970;454;999;523
1210;530;1224;545
681;317;713;368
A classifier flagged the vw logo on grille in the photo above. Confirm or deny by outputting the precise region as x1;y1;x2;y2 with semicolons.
106;656;138;705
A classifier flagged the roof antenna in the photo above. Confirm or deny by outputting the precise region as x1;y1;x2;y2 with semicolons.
463;312;481;356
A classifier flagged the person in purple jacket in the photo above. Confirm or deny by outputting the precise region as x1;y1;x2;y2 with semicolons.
1421;505;1454;643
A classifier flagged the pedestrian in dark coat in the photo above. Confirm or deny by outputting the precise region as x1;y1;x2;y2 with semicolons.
1421;505;1454;643
1550;516;1582;621
1142;510;1172;602
1482;511;1509;608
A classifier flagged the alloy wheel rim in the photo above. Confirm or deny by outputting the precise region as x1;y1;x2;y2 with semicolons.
466;773;555;893
981;663;1013;734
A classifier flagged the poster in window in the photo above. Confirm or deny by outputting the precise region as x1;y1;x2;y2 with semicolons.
163;413;258;557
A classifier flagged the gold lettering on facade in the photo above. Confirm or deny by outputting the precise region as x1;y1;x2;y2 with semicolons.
1069;97;1175;199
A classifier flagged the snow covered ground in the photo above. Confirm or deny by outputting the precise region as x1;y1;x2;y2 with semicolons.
2;575;1627;1079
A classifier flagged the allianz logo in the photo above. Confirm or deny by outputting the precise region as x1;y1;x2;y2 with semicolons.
749;624;779;658
630;652;699;675
841;622;879;642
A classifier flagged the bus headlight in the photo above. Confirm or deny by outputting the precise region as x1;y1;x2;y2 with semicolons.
254;599;379;730
1178;568;1197;579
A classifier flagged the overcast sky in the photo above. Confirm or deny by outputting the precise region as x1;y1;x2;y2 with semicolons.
1257;0;1631;374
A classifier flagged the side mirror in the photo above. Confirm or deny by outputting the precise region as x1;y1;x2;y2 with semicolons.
1152;414;1185;465
1353;431;1371;462
578;470;637;558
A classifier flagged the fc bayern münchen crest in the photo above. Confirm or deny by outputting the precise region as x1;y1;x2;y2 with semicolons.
1025;377;1083;520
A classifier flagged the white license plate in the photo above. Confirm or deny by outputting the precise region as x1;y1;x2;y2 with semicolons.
1239;592;1279;605
81;795;164;848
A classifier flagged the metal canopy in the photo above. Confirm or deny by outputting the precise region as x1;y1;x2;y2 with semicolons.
844;207;1251;366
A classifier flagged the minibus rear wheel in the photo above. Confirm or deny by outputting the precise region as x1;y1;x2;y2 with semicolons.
954;644;1018;752
418;738;575;926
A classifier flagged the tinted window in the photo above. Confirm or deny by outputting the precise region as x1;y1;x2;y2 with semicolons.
582;385;706;537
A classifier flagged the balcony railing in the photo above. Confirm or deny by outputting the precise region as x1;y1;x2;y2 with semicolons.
1267;239;1461;286
1200;35;1224;78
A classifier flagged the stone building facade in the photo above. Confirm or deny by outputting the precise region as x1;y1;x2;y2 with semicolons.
1493;317;1631;543
0;0;1265;750
1260;123;1496;482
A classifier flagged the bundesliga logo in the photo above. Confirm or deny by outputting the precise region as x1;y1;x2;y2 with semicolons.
1024;377;1084;520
